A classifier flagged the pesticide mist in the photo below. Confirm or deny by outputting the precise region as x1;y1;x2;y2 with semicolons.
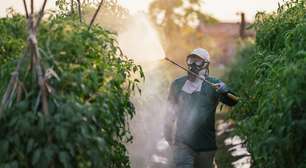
118;13;178;168
117;13;251;168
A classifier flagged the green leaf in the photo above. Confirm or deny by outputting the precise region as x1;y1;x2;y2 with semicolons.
26;139;34;153
44;147;54;163
59;151;70;168
32;149;41;165
0;140;9;158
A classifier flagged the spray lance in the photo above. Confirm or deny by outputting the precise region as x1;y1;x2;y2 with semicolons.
164;57;239;102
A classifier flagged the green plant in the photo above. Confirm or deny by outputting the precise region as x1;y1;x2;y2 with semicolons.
227;1;306;167
0;2;143;168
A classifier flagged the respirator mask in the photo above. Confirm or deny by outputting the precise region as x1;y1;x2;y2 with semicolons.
186;55;210;78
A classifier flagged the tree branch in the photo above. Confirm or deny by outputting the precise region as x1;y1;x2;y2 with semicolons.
88;0;104;31
22;0;29;18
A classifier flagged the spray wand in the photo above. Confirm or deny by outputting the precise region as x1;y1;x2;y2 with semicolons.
164;57;239;101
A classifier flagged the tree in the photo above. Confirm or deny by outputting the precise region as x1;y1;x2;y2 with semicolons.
83;0;130;33
149;0;218;63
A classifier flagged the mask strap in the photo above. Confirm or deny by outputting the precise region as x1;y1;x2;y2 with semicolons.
206;67;209;77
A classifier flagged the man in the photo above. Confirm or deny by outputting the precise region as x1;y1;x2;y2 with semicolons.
164;48;238;168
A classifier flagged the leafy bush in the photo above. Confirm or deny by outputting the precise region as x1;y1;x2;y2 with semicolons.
0;12;143;168
227;1;306;168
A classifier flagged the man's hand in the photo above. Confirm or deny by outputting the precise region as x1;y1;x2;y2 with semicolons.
213;82;229;94
214;82;240;103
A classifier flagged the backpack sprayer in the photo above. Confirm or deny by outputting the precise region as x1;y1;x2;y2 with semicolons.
165;57;239;102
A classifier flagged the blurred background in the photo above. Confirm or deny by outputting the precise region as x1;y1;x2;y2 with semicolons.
1;0;283;67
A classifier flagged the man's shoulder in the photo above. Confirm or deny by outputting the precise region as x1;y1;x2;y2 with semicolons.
207;76;223;84
172;75;188;85
168;76;187;94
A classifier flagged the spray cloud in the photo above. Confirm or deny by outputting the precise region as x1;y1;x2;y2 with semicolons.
118;13;177;168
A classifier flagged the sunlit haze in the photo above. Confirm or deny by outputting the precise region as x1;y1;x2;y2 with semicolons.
1;0;284;22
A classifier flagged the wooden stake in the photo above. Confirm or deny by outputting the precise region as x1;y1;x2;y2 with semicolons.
88;0;104;31
36;0;48;29
31;0;34;15
22;0;29;18
70;0;74;14
76;0;82;22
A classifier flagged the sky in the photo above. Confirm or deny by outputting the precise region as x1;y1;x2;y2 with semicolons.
0;0;285;22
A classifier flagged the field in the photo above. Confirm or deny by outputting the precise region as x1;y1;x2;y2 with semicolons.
0;0;306;168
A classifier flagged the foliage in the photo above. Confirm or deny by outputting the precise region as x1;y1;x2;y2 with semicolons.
0;10;143;168
0;15;27;65
54;0;130;33
149;0;218;28
227;1;306;167
149;0;219;63
83;0;130;33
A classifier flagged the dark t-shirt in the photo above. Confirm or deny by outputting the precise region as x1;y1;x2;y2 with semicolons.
168;75;237;152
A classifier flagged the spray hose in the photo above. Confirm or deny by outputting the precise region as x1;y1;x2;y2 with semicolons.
165;57;239;102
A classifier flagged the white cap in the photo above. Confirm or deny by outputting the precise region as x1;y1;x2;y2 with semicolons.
191;48;210;61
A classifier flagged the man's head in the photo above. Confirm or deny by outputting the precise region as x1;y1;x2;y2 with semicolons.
186;48;210;81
